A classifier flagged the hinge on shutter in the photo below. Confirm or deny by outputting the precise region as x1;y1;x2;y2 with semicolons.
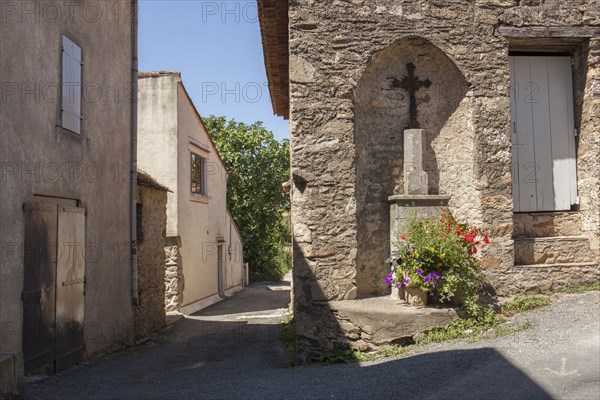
573;128;578;137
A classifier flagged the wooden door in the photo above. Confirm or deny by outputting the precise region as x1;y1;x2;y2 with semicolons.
22;200;85;375
54;206;86;372
509;56;577;212
22;202;57;374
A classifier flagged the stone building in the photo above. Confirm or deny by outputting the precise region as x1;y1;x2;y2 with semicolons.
137;72;246;315
134;171;170;340
0;0;137;395
258;1;600;359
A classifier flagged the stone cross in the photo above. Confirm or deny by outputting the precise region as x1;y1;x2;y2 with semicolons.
389;62;431;129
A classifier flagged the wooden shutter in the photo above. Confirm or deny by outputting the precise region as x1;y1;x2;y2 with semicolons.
62;35;82;134
510;56;577;212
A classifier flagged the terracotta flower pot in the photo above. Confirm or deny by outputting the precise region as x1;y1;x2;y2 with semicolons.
404;285;428;307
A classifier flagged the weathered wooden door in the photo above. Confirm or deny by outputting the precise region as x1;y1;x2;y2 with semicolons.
22;200;85;375
22;202;58;374
509;56;577;212
54;205;86;372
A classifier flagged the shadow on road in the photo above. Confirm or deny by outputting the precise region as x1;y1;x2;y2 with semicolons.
195;281;291;317
24;278;553;400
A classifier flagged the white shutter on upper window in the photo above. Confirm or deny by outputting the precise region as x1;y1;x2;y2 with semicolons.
62;35;82;134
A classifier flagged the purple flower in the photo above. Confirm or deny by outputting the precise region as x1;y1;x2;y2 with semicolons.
403;279;410;285
429;272;435;278
385;277;394;284
433;282;438;287
434;274;441;280
416;269;423;275
396;283;402;288
424;276;431;283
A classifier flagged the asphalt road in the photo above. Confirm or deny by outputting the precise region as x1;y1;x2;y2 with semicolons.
25;283;599;400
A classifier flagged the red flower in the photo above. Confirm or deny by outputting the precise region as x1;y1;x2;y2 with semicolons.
483;236;490;244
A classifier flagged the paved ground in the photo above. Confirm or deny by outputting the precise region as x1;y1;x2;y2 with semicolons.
25;282;599;400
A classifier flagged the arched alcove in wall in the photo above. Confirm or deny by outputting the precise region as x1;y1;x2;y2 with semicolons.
354;36;473;297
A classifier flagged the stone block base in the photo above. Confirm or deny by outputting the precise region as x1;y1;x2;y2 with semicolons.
514;236;594;265
0;352;23;399
389;195;451;242
296;297;460;361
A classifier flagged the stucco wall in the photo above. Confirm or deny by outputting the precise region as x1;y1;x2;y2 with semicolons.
134;184;167;340
137;74;244;314
0;0;134;389
137;74;179;236
225;213;244;291
176;82;229;307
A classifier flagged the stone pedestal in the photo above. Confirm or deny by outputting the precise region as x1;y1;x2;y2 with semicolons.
389;195;451;240
403;129;429;195
389;195;450;300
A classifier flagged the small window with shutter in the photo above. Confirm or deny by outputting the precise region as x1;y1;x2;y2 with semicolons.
61;35;82;134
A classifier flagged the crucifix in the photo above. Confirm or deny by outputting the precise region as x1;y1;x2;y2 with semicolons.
389;62;431;129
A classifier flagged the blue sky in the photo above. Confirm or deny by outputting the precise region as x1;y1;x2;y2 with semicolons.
138;0;289;141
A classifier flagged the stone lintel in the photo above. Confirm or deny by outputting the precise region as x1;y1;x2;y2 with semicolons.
388;195;451;206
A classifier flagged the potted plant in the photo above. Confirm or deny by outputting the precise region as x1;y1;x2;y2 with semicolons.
386;210;489;315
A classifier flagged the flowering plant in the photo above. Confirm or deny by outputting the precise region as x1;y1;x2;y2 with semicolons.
386;210;489;316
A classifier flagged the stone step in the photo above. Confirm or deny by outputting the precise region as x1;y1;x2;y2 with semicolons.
514;236;594;265
513;262;599;269
328;297;460;350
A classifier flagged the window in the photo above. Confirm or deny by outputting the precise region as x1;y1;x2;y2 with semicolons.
136;202;144;244
62;35;82;134
191;153;207;196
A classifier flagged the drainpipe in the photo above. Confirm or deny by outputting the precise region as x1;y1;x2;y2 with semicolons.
130;0;139;306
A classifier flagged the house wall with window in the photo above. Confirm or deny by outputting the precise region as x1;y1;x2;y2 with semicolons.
0;1;135;394
138;72;245;316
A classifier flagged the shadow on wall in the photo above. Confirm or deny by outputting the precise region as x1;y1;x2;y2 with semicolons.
354;36;470;297
293;239;360;362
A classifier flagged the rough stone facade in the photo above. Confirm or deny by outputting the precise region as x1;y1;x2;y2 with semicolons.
259;1;600;361
164;239;184;312
134;173;169;340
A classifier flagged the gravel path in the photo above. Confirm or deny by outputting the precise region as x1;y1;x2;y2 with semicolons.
25;287;599;400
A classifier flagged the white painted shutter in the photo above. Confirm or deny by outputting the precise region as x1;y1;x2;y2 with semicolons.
510;56;577;212
62;36;82;134
547;57;577;210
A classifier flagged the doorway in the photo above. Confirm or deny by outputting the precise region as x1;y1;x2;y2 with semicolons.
22;198;86;374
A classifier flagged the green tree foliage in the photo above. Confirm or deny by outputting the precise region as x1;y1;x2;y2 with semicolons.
204;115;291;281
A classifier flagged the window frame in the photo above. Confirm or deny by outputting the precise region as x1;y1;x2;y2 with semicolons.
61;34;83;135
190;151;209;203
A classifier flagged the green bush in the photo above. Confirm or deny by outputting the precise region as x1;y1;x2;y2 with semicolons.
204;116;291;281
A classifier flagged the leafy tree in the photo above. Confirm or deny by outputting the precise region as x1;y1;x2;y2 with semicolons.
204;115;291;281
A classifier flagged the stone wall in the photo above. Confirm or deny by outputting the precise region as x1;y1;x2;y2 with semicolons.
354;37;473;296
134;183;168;340
288;0;600;359
165;238;184;312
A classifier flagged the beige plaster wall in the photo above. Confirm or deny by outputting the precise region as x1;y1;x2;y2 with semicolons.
0;1;135;390
176;83;229;307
